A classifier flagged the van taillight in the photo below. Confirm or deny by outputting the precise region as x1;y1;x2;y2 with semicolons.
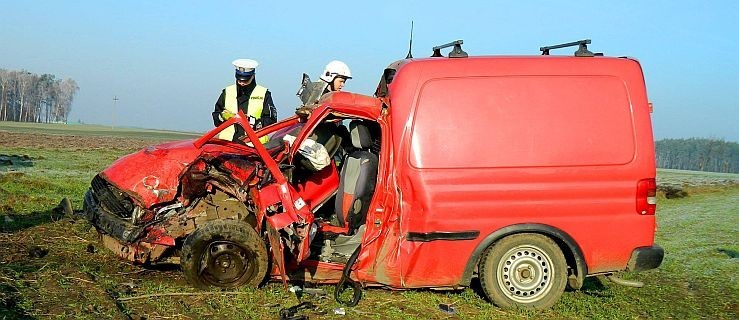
636;178;657;215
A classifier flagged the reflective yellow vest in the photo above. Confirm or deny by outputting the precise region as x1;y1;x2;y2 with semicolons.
217;84;270;143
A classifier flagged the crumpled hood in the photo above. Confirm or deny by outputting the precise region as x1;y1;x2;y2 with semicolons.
100;139;205;208
100;137;269;209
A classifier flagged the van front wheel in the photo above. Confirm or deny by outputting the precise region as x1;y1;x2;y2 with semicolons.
181;220;268;289
479;233;567;309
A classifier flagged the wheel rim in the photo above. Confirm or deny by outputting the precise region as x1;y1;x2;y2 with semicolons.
496;244;556;303
199;240;256;287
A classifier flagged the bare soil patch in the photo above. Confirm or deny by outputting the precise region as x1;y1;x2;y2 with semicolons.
0;131;165;150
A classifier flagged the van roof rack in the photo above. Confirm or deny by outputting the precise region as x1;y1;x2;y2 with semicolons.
540;39;603;57
431;40;468;58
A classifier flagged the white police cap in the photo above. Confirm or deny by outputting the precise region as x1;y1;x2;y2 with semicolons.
232;59;258;79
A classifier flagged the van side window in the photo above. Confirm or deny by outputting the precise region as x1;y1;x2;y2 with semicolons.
410;76;636;169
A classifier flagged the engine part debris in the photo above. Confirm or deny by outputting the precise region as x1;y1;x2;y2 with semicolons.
0;154;33;170
290;286;327;301
279;301;315;320
439;303;456;314
657;184;688;199
118;282;137;295
605;274;644;288
717;248;738;259
54;197;74;216
302;287;327;297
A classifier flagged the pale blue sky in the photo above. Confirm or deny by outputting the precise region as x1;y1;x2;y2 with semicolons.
2;1;737;141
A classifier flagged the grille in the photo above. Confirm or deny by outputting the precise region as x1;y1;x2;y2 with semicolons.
90;175;133;219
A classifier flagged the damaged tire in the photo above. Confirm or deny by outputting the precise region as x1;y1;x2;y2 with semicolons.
181;220;268;289
479;233;567;309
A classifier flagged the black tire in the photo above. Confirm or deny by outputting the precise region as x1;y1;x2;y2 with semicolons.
181;220;268;289
479;233;567;309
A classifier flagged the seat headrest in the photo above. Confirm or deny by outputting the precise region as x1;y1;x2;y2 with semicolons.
349;121;373;149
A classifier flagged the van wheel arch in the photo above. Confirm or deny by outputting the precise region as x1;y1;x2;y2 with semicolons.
461;224;587;290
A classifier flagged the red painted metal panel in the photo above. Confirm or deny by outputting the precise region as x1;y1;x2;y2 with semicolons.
384;56;656;285
101;139;203;208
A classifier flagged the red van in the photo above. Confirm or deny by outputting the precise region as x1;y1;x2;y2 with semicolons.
83;40;663;309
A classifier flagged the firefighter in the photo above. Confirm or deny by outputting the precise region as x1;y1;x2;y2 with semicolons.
213;59;277;142
320;60;352;95
290;60;353;170
284;61;354;172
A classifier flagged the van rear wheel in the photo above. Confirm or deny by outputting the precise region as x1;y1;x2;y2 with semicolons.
181;220;268;289
479;233;567;309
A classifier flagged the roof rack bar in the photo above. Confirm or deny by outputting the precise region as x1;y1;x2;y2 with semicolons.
431;40;468;58
540;39;594;57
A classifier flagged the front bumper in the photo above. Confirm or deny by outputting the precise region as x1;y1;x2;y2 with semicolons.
626;244;664;272
83;189;145;243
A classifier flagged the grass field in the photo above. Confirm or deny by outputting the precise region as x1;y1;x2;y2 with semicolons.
1;122;738;319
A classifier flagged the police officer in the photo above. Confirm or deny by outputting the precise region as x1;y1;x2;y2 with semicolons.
213;59;277;142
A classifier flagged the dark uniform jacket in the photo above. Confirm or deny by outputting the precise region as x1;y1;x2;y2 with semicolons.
212;80;278;141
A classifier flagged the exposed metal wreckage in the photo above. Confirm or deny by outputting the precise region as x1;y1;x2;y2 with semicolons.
83;103;375;306
87;152;267;264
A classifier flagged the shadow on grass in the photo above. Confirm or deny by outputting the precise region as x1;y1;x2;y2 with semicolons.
579;277;613;297
468;275;612;301
0;283;36;320
1;210;70;233
1;197;75;233
468;277;489;302
143;263;181;272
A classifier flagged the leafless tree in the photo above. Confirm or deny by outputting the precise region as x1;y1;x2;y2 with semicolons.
0;68;77;123
656;138;738;173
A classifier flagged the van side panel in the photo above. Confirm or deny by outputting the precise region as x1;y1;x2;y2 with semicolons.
392;57;656;287
410;76;635;168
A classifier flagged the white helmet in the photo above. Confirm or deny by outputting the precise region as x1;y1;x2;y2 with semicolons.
320;60;352;83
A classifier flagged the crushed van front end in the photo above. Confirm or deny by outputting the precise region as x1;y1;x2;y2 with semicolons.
84;175;148;243
82;173;178;264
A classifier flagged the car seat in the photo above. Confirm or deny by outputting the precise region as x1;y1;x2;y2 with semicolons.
320;120;379;235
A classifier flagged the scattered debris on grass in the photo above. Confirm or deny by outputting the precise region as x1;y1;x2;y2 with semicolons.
0;154;34;170
279;301;317;319
117;282;137;295
289;285;328;301
302;287;327;299
52;197;74;216
28;245;49;258
658;185;689;199
438;303;457;315
717;248;738;259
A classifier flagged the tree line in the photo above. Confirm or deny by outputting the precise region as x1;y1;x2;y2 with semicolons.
0;68;78;123
656;138;738;173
